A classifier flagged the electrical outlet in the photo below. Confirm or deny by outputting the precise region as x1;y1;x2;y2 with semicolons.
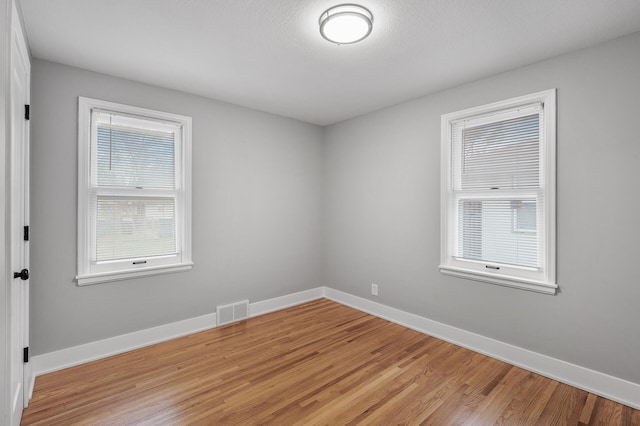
371;283;379;296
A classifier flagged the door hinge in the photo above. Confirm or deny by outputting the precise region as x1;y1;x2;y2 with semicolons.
23;347;29;363
24;225;29;241
25;104;30;120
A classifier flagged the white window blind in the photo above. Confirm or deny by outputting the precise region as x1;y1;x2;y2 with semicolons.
95;114;176;189
451;107;542;269
440;90;556;294
77;98;192;286
93;112;179;262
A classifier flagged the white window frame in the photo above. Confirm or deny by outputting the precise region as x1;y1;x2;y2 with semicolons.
440;89;557;294
76;97;193;286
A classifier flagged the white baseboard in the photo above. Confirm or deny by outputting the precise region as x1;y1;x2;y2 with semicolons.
324;287;640;410
28;286;325;400
28;286;640;411
249;287;324;317
31;311;218;377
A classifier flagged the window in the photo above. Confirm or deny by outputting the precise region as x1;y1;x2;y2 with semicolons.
440;90;556;294
77;97;192;285
511;200;536;234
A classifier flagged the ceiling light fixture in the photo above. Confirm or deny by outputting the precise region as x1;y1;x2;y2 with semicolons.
319;4;373;45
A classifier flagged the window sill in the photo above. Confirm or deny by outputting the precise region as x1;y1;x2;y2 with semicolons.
439;265;557;295
76;262;193;286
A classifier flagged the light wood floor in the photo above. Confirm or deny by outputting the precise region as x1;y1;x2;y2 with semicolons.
23;299;639;425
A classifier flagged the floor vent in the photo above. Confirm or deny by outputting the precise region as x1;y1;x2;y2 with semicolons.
217;300;249;326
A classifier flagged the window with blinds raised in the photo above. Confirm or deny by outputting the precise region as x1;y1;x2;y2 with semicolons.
440;90;557;294
77;97;192;285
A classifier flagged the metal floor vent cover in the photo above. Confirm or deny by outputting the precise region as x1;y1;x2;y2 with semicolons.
217;300;249;326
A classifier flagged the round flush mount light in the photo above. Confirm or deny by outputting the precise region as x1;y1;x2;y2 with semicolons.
319;4;373;45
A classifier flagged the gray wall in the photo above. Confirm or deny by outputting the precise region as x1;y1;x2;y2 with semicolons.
31;59;324;355
324;32;640;384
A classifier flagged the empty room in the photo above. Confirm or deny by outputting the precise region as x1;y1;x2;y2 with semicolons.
2;0;640;424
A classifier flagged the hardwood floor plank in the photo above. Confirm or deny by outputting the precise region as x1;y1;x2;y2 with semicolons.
503;374;559;425
588;396;631;426
22;299;639;425
464;366;531;425
580;393;599;425
535;382;588;425
630;406;640;426
493;372;547;425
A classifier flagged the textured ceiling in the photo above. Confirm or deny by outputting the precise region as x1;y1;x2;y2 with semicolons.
19;0;640;125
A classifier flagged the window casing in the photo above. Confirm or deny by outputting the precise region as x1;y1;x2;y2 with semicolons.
440;90;557;294
77;97;192;285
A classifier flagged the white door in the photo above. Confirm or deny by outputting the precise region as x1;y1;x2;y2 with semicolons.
8;4;30;425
